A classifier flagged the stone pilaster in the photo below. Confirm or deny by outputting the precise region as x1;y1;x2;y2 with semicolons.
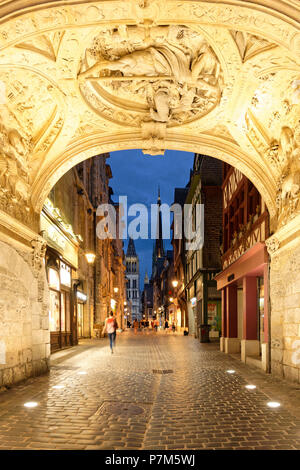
0;212;49;388
267;214;300;384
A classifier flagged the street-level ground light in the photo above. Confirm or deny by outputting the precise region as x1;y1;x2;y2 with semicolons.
267;401;281;408
124;301;127;306
24;402;38;408
245;384;256;390
226;369;236;374
52;385;65;389
85;252;96;264
78;371;87;375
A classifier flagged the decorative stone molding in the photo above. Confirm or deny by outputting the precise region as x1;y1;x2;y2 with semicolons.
31;237;46;277
0;0;297;229
265;236;280;255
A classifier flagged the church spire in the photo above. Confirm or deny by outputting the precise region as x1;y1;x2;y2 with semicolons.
126;237;137;257
155;186;164;260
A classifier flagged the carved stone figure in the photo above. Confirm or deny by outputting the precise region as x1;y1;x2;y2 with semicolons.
80;43;218;87
31;237;47;276
79;24;222;131
291;79;300;105
277;124;300;224
0;115;30;202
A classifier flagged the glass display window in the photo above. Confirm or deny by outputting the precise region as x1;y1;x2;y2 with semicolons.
66;294;71;332
61;292;66;331
49;290;60;332
48;268;60;291
60;262;71;287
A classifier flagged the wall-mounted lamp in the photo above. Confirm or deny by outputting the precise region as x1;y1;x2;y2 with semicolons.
85;252;96;264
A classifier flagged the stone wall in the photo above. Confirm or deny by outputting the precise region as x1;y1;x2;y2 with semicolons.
0;240;50;388
270;238;300;383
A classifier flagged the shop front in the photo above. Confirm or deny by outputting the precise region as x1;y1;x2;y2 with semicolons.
41;203;79;353
48;260;73;351
76;290;87;339
215;242;270;371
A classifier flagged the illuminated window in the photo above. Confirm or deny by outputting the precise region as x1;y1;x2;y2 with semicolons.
48;268;60;291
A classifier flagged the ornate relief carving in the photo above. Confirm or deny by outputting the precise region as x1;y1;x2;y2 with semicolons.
230;31;277;62
31;237;47;277
15;31;65;62
141;120;166;155
78;24;223;132
0;107;31;205
276;124;300;226
266;236;280;255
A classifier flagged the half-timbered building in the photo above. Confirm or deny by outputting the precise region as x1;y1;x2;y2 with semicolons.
215;163;270;371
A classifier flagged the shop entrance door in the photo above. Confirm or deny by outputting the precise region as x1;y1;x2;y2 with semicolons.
77;303;84;339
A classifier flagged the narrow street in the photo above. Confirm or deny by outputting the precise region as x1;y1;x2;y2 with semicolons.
0;332;299;450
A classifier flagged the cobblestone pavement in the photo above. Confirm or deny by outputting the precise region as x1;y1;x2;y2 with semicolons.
0;332;300;450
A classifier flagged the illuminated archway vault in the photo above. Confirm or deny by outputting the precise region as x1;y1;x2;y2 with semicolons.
0;0;298;235
0;1;299;384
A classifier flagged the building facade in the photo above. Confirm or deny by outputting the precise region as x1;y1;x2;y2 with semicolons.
215;163;270;371
125;238;141;321
142;272;153;321
172;187;189;331
184;155;223;339
43;154;126;352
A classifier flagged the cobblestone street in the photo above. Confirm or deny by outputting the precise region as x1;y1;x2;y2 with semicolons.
0;332;299;450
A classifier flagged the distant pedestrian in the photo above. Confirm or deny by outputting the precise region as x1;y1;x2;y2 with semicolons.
164;320;169;330
133;319;139;334
172;322;176;333
103;311;118;354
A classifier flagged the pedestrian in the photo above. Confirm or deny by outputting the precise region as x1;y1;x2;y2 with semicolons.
172;322;176;333
133;319;139;334
103;311;118;354
164;320;169;330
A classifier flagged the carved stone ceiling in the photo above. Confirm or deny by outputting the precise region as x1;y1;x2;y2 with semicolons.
0;1;299;229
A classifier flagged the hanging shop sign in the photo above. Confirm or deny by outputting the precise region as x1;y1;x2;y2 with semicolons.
41;211;78;269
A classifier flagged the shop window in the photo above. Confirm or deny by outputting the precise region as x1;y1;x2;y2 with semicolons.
48;268;60;291
61;292;66;331
49;290;60;332
66;294;71;332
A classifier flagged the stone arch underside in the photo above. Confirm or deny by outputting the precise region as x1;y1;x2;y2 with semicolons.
0;1;299;385
0;0;298;231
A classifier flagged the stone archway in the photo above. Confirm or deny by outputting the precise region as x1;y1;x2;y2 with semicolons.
0;1;299;384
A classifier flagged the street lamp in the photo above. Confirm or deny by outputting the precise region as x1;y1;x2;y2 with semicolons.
114;287;119;293
85;252;96;264
169;297;174;302
172;280;178;288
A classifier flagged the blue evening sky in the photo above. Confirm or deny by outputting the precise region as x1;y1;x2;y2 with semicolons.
109;149;194;290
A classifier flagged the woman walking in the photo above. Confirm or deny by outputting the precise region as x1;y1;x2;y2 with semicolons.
103;311;118;354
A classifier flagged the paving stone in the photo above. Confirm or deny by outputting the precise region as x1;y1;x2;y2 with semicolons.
0;334;299;450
